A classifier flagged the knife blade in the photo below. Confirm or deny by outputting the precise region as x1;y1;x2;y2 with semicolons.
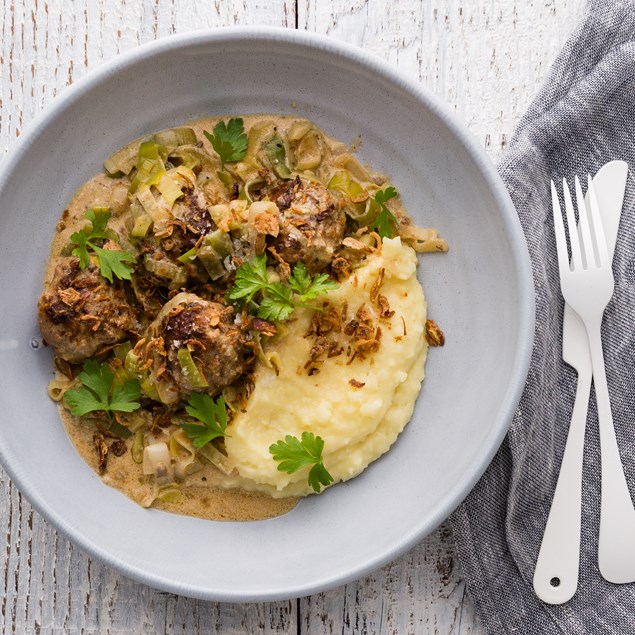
533;160;628;604
564;161;627;371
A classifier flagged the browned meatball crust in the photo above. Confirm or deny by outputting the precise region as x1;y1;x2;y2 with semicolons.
155;189;215;255
161;299;254;396
38;257;138;363
133;190;215;306
268;176;346;274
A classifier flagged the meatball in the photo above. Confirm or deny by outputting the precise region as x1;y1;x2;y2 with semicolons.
130;268;169;319
178;190;216;248
168;189;216;254
161;298;253;396
136;189;215;291
268;176;346;274
38;257;138;363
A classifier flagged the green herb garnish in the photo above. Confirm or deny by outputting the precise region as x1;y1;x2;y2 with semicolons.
269;432;334;493
69;208;136;283
181;393;228;448
64;359;141;438
288;262;337;302
370;186;399;239
227;255;338;321
203;118;248;169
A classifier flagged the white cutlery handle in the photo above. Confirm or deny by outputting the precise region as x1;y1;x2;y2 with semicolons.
587;320;635;583
533;369;591;603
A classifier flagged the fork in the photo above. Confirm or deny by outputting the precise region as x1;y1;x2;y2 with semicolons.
551;176;635;584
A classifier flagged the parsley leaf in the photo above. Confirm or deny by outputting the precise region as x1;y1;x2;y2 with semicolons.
269;432;334;493
370;186;399;239
92;245;137;283
288;262;338;302
181;393;229;448
227;255;338;321
69;209;136;283
257;283;296;321
86;206;110;236
226;254;270;304
203;118;248;169
109;381;143;412
63;359;141;436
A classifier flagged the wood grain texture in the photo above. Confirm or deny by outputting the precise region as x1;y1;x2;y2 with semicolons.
299;0;583;159
0;0;584;632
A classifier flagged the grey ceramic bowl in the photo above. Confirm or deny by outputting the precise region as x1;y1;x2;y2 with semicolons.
0;27;533;601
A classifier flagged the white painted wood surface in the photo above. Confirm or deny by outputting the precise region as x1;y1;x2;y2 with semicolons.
0;0;584;632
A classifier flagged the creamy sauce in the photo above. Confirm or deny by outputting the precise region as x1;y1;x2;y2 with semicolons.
42;114;431;521
58;407;297;520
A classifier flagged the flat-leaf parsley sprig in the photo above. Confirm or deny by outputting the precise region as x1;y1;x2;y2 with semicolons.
70;208;136;283
64;359;141;438
269;432;334;493
370;186;399;239
203;118;248;170
181;393;229;448
227;255;338;322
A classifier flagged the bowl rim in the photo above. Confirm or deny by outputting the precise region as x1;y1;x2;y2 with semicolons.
0;25;535;601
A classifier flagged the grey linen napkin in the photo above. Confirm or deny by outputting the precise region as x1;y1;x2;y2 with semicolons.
449;1;635;633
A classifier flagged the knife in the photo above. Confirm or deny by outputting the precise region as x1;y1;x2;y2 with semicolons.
533;160;628;604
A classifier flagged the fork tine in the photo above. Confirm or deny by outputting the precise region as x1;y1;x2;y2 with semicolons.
587;175;610;267
563;178;582;269
551;180;571;275
575;176;593;269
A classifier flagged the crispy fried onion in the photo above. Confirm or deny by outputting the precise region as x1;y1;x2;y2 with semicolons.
93;433;109;474
400;225;449;253
302;298;385;373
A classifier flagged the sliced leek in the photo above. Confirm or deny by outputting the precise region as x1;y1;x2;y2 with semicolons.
196;230;233;280
177;348;208;389
129;141;167;194
263;135;292;178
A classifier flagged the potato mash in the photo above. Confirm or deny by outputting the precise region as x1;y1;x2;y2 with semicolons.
38;115;446;520
225;237;426;497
